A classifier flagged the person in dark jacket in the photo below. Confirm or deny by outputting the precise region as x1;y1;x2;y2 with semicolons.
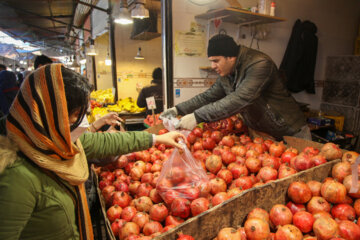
137;67;164;114
0;70;19;116
161;34;311;140
34;54;53;69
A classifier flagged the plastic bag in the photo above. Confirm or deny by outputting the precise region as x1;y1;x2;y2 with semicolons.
156;118;210;205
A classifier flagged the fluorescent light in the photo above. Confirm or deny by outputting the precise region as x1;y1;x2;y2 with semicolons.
131;3;149;19
86;44;97;56
79;58;86;64
114;7;133;25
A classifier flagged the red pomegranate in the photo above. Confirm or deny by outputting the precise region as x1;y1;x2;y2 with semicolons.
120;206;137;222
320;143;343;160
245;157;262;173
217;169;233;185
143;221;163;236
217;227;241;240
343;175;360;198
211;192;229;206
107;204;122;222
306;180;322;196
230;163;249;179
190;197;209;216
275;224;303;240
293;154;314;171
321;180;347;204
256;166;278;182
177;233;195;240
311;154;327;166
293;211;315;233
338;220;360;240
269;142;286;157
313;211;333;220
307;196;331;213
111;219;126;237
171;198;191;219
313;217;340;240
149;203;169;222
210;177;227;195
205;155;222;174
244;218;270;240
132;212;150;230
332;162;351;183
341;151;359;164
165;215;184;226
269;204;293;227
278;165;297;179
286;201;306;215
119;222;140;240
287;181;312;204
331;204;356;221
281;151;297;164
247;208;270;224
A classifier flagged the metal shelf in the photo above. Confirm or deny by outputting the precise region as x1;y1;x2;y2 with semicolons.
195;7;285;26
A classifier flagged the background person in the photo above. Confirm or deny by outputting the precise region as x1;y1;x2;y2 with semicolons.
0;64;184;239
0;70;19;116
137;67;164;115
34;54;53;69
161;34;310;141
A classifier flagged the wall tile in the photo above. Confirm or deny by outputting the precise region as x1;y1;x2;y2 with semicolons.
322;80;360;107
325;56;360;82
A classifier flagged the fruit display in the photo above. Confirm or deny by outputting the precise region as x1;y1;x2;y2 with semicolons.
144;114;162;127
96;123;350;239
91;88;115;104
214;176;360;240
203;115;246;135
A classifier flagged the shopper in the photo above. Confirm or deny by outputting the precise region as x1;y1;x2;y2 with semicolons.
137;67;164;114
34;54;53;69
0;63;184;239
161;34;310;141
0;70;19;116
0;64;6;72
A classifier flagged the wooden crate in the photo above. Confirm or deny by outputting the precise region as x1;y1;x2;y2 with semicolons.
95;136;342;240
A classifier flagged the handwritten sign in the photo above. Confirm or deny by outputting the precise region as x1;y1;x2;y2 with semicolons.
146;96;156;110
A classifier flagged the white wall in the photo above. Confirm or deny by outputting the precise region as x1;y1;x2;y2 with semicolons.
172;0;360;109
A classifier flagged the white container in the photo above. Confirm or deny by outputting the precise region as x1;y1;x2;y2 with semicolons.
258;0;271;15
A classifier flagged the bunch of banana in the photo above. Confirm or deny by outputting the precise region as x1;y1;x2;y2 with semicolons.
90;88;114;104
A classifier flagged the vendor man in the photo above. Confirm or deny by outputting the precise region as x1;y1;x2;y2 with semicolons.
161;34;311;141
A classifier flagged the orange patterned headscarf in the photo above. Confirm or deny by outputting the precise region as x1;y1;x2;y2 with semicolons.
6;63;93;239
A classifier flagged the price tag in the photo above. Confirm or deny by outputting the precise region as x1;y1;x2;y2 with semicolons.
146;96;156;110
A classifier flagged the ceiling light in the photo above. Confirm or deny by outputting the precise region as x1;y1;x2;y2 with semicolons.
105;51;112;66
114;6;133;25
27;67;32;71
134;47;144;60
79;58;86;64
131;0;149;19
86;39;97;56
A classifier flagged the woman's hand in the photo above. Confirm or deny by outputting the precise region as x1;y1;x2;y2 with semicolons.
155;131;186;150
91;112;124;132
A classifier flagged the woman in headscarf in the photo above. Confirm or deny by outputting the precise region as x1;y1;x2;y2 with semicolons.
0;64;183;240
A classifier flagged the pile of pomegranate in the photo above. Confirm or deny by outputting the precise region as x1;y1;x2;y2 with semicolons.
98;122;353;239
214;160;360;240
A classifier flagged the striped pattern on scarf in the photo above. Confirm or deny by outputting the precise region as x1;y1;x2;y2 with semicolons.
6;63;93;239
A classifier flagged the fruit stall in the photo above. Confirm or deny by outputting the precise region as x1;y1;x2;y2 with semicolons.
93;115;360;240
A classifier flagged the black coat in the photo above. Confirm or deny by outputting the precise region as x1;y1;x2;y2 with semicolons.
137;81;164;115
280;19;318;93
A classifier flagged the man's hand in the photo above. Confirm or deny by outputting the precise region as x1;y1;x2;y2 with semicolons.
175;113;197;130
159;107;178;120
155;131;186;149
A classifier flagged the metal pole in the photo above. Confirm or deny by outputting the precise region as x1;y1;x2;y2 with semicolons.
108;0;118;102
161;0;174;109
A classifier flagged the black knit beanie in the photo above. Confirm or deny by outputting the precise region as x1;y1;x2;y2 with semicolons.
207;34;239;57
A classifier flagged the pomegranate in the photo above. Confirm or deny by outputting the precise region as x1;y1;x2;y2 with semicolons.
210;178;227;195
227;187;243;198
256;166;278;182
311;154;327;166
343;175;360;198
107;204;123;222
269;204;293;227
112;191;131;208
216;169;233;185
303;146;320;156
293;211;315;233
306;180;322;196
171;198;191;219
132;212;150;230
275;224;303;240
354;199;360;217
221;150;236;165
143;221;163;236
313;217;340;240
205;155;222;174
331;204;356;221
269;142;286;157
262;155;281;170
231;145;246;157
307;196;331;213
321;180;347;204
244;218;270;240
130;167;144;181
165;215;184;226
313;211;333;220
187;132;197;144
286;201;306;215
217;227;241;240
320;143;343;160
190;197;209;216
230;163;249;179
115;155;128;168
287;181;312;204
111;219;126;237
212;192;229;206
332;162;351;183
293;154;314;171
247;208;270;224
281;151;297;164
245;157;262;173
341;151;359;164
120;206;137;221
338;220;360;240
163;189;181;205
231;176;253;190
149;203;169;222
129;181;141;195
137;183;153;197
119;222;140;240
177;233;195;240
278;165;297;179
203;137;216;150
149;189;162;204
210;131;223;143
222;135;235;147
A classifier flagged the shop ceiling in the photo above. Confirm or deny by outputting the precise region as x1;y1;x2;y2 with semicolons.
0;0;160;56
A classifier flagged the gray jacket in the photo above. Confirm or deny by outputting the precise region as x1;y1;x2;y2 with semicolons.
176;46;306;140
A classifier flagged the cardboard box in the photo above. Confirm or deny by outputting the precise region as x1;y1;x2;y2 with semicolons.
324;114;345;131
307;117;334;127
95;136;345;240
